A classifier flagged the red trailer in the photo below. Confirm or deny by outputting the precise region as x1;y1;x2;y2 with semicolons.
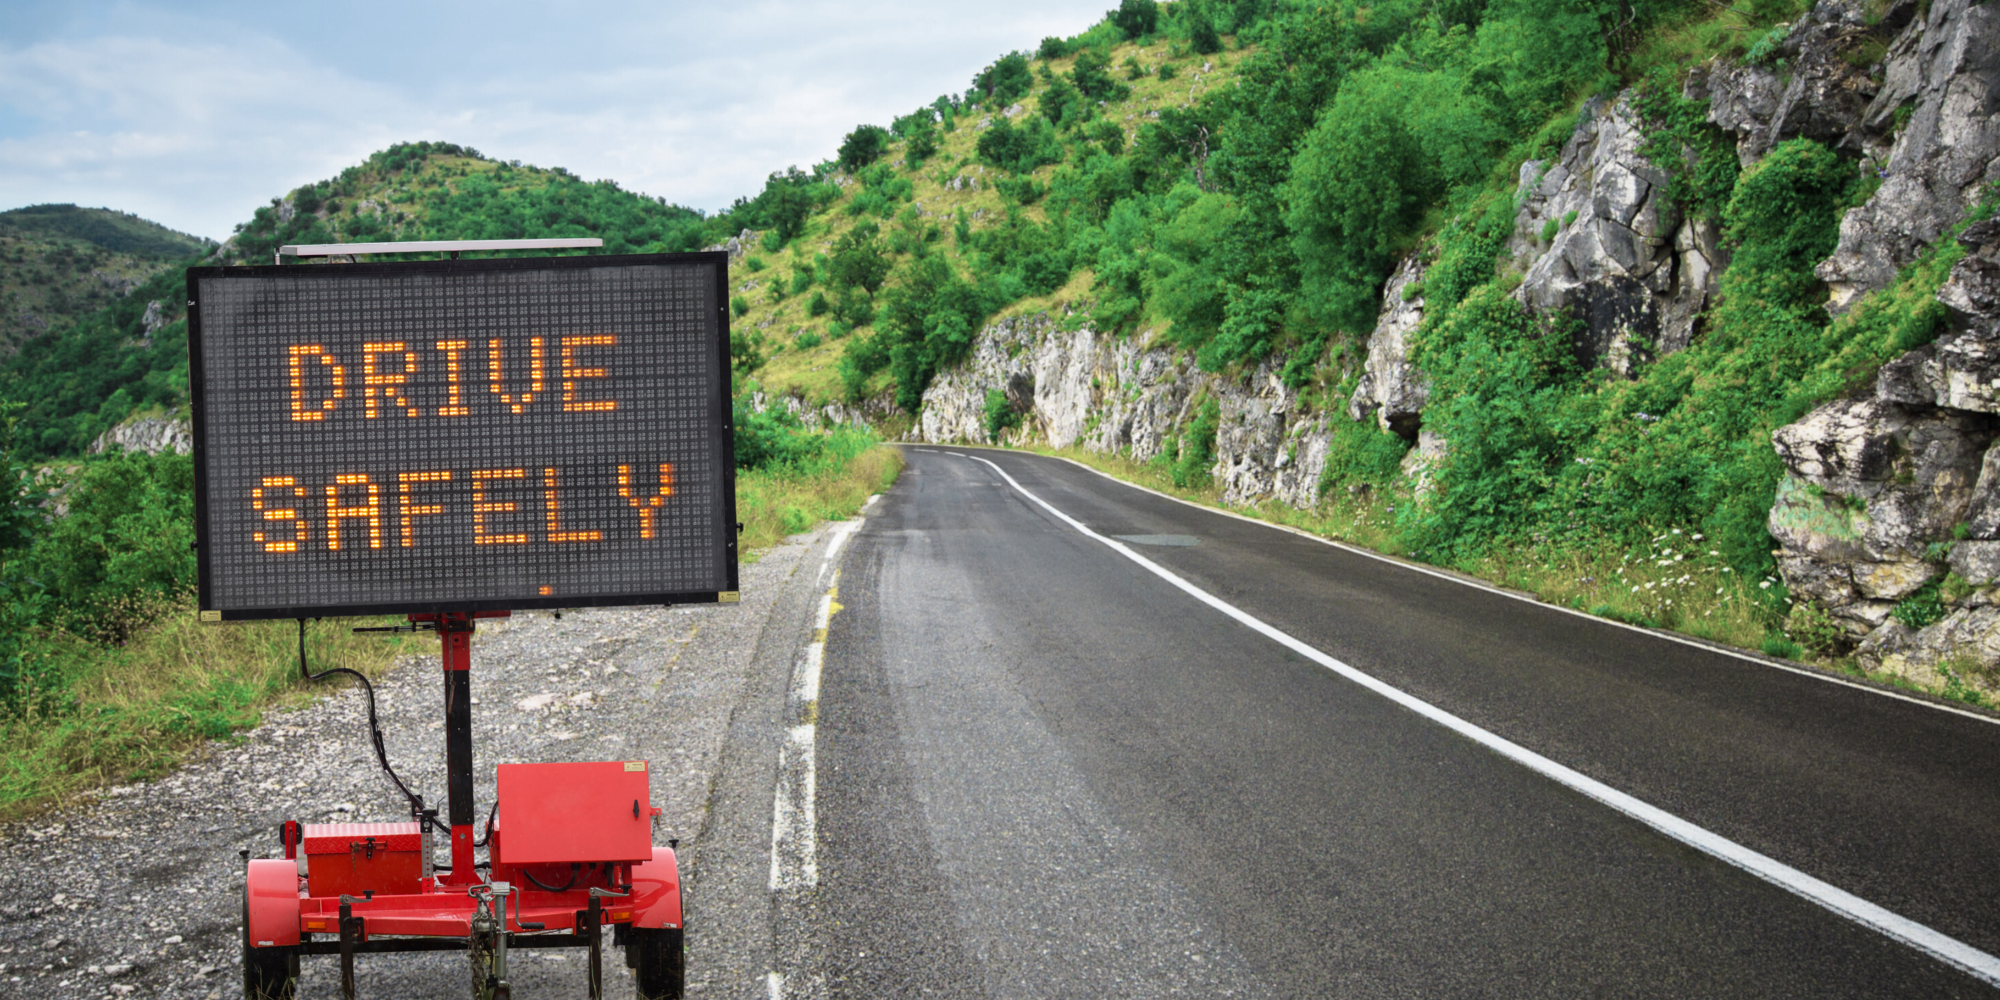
242;612;686;1000
189;239;740;999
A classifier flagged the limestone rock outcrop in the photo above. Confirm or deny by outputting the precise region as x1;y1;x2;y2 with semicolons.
1507;95;1723;374
912;314;1338;510
1347;255;1428;439
89;416;191;456
1817;0;2000;309
1772;214;2000;667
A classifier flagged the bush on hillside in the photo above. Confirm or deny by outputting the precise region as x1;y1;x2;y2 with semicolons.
975;53;1034;107
837;126;892;174
1113;0;1159;40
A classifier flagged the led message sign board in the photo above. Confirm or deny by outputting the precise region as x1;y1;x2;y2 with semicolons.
187;253;737;620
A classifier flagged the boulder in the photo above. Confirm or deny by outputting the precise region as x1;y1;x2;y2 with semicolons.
1856;605;2000;678
1769;397;1992;621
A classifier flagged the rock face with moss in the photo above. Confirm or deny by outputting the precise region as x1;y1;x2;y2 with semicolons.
1773;215;2000;668
1817;0;2000;310
1507;95;1723;374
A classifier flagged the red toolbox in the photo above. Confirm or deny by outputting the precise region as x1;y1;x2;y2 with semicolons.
304;822;423;898
494;761;655;866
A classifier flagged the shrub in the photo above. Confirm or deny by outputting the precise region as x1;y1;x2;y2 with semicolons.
731;295;750;318
975;52;1034;106
977;117;1064;175
1113;0;1159;40
984;389;1021;440
837;126;891;173
1038;36;1071;60
1190;14;1222;54
1172;397;1220;488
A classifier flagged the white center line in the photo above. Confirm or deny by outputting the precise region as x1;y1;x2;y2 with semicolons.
963;452;2000;989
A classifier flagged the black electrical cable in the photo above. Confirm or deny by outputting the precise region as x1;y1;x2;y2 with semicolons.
520;867;579;893
297;617;424;819
474;797;498;847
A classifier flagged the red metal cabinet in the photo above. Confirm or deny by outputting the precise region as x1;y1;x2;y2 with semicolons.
494;760;654;866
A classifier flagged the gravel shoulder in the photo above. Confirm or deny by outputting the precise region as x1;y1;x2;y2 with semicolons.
0;523;843;1000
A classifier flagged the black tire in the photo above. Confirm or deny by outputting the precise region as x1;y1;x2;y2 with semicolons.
242;890;297;1000
630;927;685;1000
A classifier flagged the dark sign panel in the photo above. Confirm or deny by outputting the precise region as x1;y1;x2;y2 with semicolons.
188;253;736;620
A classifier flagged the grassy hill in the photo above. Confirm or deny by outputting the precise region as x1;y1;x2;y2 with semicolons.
0;205;210;358
745;31;1248;407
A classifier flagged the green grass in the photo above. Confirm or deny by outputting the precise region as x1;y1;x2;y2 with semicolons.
0;597;417;821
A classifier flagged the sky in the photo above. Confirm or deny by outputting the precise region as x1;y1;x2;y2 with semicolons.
0;1;1112;242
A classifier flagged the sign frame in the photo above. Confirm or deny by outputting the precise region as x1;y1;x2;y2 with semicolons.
186;251;738;621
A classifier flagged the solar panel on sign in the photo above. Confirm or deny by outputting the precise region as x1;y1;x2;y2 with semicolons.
187;253;737;620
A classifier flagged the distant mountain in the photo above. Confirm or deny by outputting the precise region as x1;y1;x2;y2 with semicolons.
0;204;210;260
214;140;711;265
0;205;212;359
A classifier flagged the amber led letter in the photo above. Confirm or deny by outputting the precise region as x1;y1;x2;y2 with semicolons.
544;467;603;542
361;342;421;419
251;475;308;552
617;463;674;539
325;474;384;551
399;471;452;547
434;340;471;417
488;338;545;414
560;335;618;412
287;345;345;421
471;469;529;544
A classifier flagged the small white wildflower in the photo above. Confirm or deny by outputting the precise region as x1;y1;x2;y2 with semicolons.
1760;580;1773;589
1691;533;1704;541
1672;529;1682;535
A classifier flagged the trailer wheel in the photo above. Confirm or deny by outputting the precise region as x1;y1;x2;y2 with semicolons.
629;927;684;1000
241;890;297;1000
470;925;508;1000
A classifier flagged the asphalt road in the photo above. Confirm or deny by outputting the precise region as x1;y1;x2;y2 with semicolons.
789;446;2000;998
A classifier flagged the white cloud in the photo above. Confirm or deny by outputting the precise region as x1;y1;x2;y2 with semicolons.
0;1;1111;240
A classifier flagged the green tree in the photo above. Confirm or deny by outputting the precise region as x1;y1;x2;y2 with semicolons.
1112;0;1159;40
1071;48;1130;103
975;52;1034;106
838;126;892;173
829;223;892;295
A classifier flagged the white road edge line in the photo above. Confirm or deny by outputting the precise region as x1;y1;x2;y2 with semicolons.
971;447;2000;729
964;452;2000;988
771;519;859;897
